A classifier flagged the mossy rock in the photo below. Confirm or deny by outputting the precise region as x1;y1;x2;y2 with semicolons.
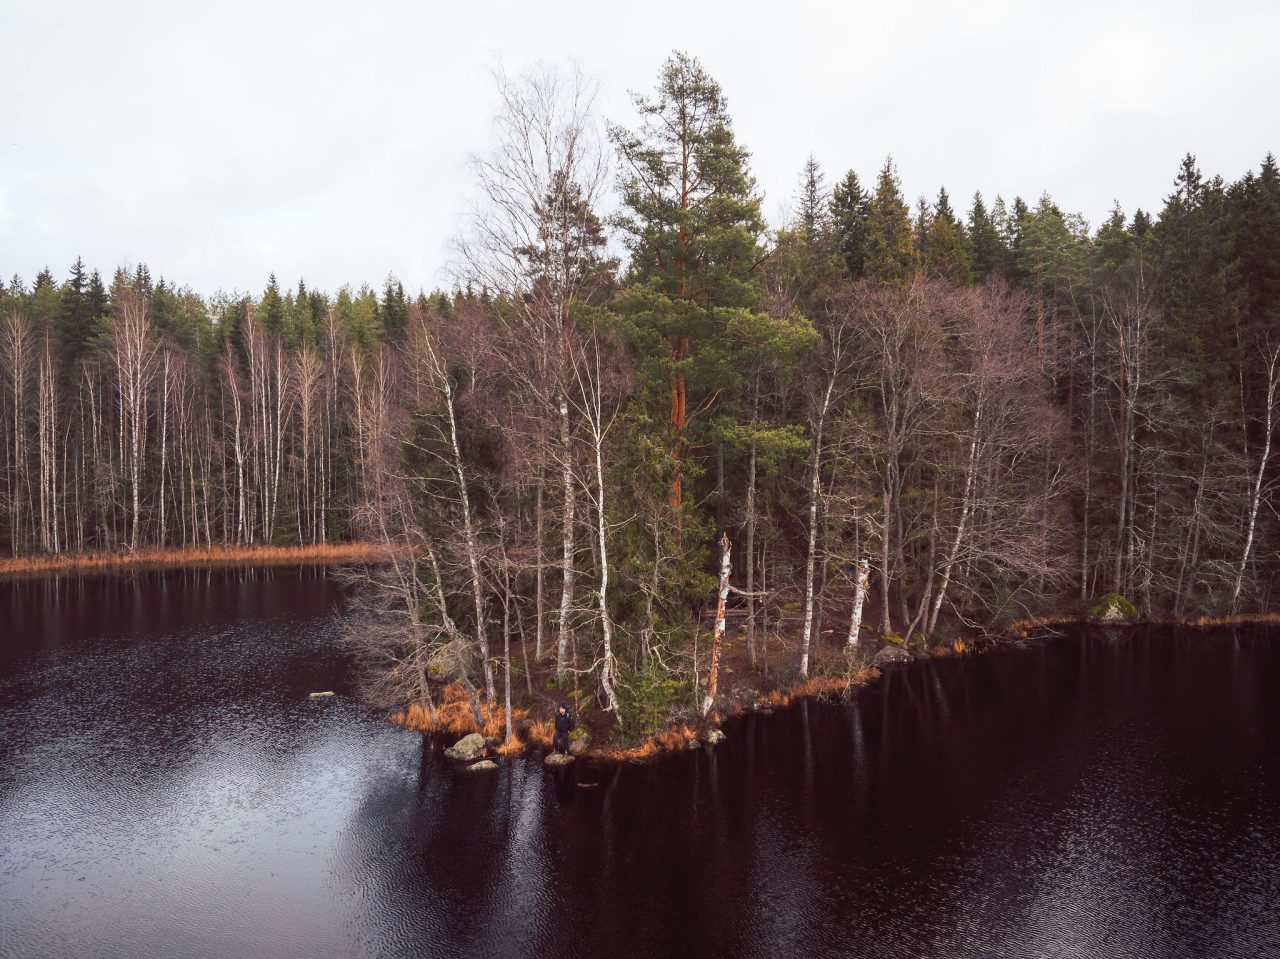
882;632;906;646
1088;592;1138;624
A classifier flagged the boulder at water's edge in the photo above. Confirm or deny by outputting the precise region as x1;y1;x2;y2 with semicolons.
444;733;487;761
1088;592;1139;624
873;645;913;667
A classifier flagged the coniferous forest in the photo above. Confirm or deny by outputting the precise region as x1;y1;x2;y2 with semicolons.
5;54;1279;733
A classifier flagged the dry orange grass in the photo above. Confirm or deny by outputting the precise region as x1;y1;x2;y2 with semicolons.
758;689;792;709
1162;612;1280;628
595;724;699;762
786;667;883;700
927;638;971;658
733;667;883;717
1008;615;1079;638
1007;611;1280;637
523;721;555;750
494;737;527;757
0;542;391;578
392;683;528;740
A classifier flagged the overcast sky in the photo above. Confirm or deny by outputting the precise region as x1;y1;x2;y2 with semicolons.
3;0;1277;296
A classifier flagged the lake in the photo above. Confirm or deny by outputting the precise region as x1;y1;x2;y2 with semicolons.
2;570;1278;958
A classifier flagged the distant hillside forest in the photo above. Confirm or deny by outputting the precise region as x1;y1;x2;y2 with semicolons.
4;54;1278;723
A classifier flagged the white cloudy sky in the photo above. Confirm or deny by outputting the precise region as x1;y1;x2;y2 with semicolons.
2;0;1277;295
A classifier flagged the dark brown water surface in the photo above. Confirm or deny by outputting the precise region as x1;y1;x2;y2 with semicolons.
2;570;1279;958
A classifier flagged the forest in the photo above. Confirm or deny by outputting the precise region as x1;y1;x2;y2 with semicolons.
3;53;1279;736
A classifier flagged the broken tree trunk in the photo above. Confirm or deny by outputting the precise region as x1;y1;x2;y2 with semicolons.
703;532;732;718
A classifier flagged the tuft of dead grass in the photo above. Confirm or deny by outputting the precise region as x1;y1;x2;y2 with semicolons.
392;683;527;739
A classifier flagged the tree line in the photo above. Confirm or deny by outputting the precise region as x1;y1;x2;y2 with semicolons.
4;53;1278;733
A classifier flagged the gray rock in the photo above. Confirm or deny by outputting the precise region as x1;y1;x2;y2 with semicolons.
872;645;913;667
702;727;726;745
444;732;487;761
467;759;498;772
687;739;702;749
544;751;575;767
568;736;589;756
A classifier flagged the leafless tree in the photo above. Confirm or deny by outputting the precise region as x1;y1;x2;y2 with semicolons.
456;62;611;686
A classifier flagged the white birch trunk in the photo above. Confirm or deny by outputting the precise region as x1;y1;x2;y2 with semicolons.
593;414;621;720
556;395;575;684
703;532;732;717
440;360;496;701
846;558;870;647
928;405;982;635
1232;348;1278;612
799;377;835;678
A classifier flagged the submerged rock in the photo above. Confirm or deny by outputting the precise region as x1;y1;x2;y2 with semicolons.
872;645;912;667
444;732;487;761
702;728;726;745
544;751;575;767
308;691;335;699
467;760;498;772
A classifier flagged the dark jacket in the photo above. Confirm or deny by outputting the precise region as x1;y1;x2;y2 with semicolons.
554;711;574;737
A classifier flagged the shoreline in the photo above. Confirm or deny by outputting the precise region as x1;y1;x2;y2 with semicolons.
1009;611;1280;637
7;551;1268;763
0;542;390;579
415;612;1279;768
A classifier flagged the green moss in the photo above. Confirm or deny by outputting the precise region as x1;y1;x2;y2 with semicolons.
883;632;905;646
1088;592;1138;622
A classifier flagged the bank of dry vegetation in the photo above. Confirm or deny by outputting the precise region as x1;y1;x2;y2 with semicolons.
0;542;388;578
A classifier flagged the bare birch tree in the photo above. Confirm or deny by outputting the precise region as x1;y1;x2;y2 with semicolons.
456;62;611;686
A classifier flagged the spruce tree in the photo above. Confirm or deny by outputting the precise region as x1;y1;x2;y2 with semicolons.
56;257;98;365
380;277;409;340
1153;154;1240;405
922;187;972;284
794;154;830;245
830;169;871;280
1233;154;1280;355
1094;203;1133;274
864;157;918;287
260;273;286;336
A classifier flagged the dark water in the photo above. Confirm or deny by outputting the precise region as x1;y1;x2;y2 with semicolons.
2;572;1279;958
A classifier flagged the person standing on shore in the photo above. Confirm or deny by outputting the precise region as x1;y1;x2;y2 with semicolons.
553;703;574;754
